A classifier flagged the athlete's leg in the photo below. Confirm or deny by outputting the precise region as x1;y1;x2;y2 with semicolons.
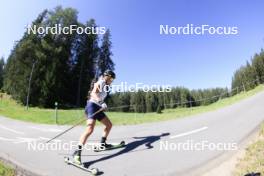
100;116;112;139
73;118;95;164
99;116;112;145
79;118;96;145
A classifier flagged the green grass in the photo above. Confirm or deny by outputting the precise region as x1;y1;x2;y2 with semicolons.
233;123;264;176
0;85;264;125
0;161;15;176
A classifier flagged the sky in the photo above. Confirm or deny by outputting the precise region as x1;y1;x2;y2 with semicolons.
0;0;264;89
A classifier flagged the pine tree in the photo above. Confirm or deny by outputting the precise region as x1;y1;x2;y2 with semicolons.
71;19;99;106
97;29;115;76
252;50;264;84
4;7;79;107
0;57;5;89
3;10;47;104
156;105;162;114
130;90;146;113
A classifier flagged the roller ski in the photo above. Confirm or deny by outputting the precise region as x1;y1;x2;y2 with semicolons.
94;141;126;152
64;156;99;175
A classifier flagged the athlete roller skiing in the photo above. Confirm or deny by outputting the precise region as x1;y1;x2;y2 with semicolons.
72;69;121;165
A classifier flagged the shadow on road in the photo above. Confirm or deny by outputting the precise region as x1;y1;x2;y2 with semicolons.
83;132;170;168
244;172;261;176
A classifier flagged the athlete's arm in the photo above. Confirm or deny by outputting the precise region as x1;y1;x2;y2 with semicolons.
90;82;101;102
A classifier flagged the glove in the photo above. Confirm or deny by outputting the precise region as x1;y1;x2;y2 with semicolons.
101;103;107;110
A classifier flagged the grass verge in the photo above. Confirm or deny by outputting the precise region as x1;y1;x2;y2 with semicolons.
0;85;263;125
0;161;15;176
233;123;264;176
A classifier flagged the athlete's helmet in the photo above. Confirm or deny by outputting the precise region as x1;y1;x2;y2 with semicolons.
103;70;116;79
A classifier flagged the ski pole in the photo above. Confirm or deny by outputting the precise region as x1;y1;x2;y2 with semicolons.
46;108;104;143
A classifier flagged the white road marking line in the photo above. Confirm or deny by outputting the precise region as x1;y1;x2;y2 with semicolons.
29;126;62;132
170;126;208;139
14;137;38;144
39;137;51;140
0;124;25;135
0;136;56;144
0;137;15;142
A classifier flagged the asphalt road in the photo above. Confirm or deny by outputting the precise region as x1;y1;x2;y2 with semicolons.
0;89;264;176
